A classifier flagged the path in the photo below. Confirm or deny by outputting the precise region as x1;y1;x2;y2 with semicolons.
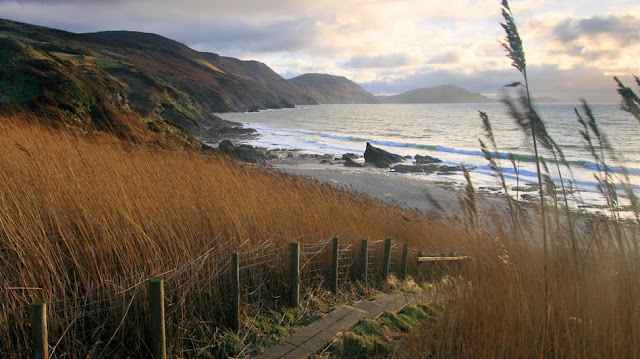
253;291;434;359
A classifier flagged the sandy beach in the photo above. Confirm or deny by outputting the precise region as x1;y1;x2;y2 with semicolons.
263;152;513;221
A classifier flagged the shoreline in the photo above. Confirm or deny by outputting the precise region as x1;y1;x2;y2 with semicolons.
204;122;633;221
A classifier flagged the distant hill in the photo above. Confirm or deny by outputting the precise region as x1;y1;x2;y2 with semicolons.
377;85;494;104
289;74;380;104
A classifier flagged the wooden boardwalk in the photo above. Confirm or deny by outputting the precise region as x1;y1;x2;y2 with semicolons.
253;292;434;359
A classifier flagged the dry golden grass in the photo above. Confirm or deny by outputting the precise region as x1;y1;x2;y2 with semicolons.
402;212;640;358
0;114;461;356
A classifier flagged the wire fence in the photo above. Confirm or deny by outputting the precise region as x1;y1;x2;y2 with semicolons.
237;240;288;310
300;239;332;294
0;235;465;357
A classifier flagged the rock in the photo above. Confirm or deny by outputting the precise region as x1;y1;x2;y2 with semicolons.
392;164;438;174
233;144;267;163
344;157;364;167
217;140;235;155
201;142;216;154
521;194;538;201
364;142;403;168
414;154;442;164
320;159;333;164
437;165;463;173
217;140;266;163
342;153;359;160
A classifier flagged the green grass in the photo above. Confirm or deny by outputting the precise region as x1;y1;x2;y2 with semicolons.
320;304;438;358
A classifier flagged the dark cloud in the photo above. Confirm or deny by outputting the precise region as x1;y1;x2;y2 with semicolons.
553;15;640;47
343;53;413;69
178;18;321;54
360;65;629;103
0;0;322;55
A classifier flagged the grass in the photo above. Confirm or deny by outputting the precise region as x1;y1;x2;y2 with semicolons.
0;114;461;357
398;2;640;358
317;304;438;358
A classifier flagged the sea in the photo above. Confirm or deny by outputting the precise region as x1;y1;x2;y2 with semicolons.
217;103;640;211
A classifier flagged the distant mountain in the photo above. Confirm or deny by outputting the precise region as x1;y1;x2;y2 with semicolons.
289;74;380;104
377;85;494;104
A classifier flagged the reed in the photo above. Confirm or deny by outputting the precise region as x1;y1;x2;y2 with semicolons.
401;2;640;358
0;113;463;356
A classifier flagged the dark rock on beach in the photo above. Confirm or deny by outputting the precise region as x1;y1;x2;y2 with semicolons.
364;142;403;168
344;157;365;167
218;140;236;155
437;165;463;174
342;153;359;160
217;140;267;163
414;154;442;164
234;144;267;163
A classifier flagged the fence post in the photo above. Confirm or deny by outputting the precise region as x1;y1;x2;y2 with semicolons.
417;250;423;281
290;242;300;307
360;238;368;284
401;243;409;280
148;277;166;359
232;252;240;331
383;237;392;282
331;237;339;295
31;301;48;359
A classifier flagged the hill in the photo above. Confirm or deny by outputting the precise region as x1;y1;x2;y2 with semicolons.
199;52;319;105
289;73;380;104
377;85;494;104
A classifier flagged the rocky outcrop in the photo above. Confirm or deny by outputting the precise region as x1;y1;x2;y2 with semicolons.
364;142;403;168
344;157;365;167
217;140;267;163
414;154;441;164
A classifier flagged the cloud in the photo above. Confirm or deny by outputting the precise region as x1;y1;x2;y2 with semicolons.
182;18;321;54
553;15;640;47
426;50;461;64
343;53;415;69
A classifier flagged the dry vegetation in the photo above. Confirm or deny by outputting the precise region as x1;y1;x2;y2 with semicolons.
399;2;640;358
0;113;460;357
402;218;639;358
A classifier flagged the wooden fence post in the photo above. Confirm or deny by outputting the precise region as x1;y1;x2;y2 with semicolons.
290;242;300;307
148;277;166;359
383;237;392;282
331;237;339;295
31;301;48;359
360;238;368;284
417;250;423;281
400;243;409;280
232;252;240;331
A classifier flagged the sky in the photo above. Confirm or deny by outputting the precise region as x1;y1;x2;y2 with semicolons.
1;0;639;102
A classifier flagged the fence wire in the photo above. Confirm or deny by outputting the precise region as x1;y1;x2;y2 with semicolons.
300;240;332;294
238;241;288;310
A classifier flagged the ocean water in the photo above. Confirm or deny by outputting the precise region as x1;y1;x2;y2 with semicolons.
216;103;640;209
